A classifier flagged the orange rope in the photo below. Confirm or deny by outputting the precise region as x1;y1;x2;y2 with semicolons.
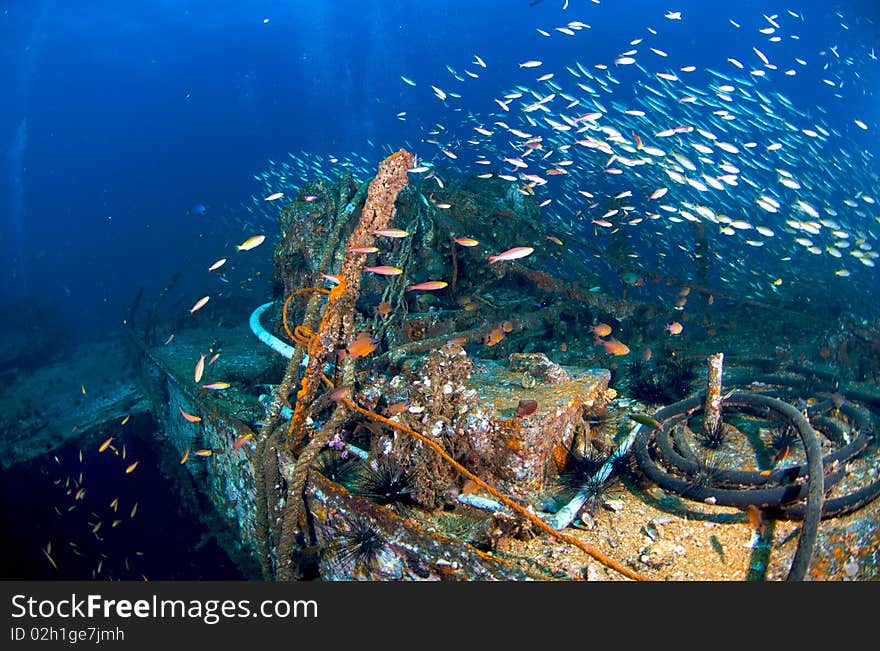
281;287;330;344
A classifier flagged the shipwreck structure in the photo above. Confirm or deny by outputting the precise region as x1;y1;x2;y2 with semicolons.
113;150;880;581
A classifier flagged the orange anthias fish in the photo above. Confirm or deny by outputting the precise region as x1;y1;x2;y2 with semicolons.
488;246;534;264
372;228;409;238
546;235;564;246
233;433;254;453
596;337;631;356
590;323;612;337
98;437;114;453
194;449;213;457
201;382;231;390
347;332;379;359
364;265;403;276
631;130;643;149
194;354;206;383
347;246;379;254
125;461;139;475
180;449;190;465
179;407;202;423
406;281;448;292
453;237;480;247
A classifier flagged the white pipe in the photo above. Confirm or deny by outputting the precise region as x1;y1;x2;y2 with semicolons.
546;421;642;530
249;302;296;359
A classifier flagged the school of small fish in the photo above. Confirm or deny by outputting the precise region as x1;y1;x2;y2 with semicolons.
233;4;876;320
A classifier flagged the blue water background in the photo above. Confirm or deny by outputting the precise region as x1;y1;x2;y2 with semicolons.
1;0;878;339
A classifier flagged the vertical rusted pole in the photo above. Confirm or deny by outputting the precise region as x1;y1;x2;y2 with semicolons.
704;353;724;438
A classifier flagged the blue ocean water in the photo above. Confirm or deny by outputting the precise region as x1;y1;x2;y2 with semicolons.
1;0;877;339
1;1;879;581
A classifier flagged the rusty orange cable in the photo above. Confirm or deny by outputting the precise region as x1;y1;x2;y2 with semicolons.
282;287;330;343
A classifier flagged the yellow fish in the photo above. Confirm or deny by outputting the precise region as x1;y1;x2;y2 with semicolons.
237;235;266;251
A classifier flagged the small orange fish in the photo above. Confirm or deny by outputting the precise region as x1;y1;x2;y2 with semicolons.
347;246;379;254
201;382;231;390
347;332;379;359
488;246;534;264
591;219;614;228
321;273;341;285
75;487;85;501
233;434;254;453
376;301;392;315
179;407;202;423
125;461;139;474
644;348;653;362
194;449;213;457
631;130;643;149
372;228;409;238
364;265;404;276
189;295;210;314
590;323;612;337
707;294;715;306
208;352;221;365
42;547;58;570
665;321;684;335
406;280;448;291
98;437;113;453
120;415;130;426
546;235;564;246
501;320;514;333
596;337;630;356
383;402;409;416
453;237;480;247
194;354;206;383
180;449;190;465
484;326;506;347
